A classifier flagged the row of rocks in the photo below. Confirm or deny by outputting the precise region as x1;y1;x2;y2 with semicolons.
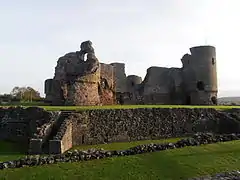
0;133;239;171
188;170;240;180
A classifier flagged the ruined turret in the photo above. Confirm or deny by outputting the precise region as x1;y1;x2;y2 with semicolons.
45;41;103;105
64;41;101;105
181;45;218;105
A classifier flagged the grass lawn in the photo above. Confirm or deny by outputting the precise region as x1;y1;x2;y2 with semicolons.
0;139;240;180
71;138;182;151
0;141;27;162
1;105;240;111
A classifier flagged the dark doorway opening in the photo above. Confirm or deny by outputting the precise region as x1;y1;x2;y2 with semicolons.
186;96;191;105
197;81;205;91
119;95;124;105
211;96;217;105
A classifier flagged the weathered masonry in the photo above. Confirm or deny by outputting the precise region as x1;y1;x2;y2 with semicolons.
44;41;218;105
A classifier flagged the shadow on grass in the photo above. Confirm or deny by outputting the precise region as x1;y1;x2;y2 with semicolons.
0;141;28;161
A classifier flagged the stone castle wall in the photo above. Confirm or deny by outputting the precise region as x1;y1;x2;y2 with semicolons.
100;63;114;89
44;43;218;106
99;63;115;105
110;63;127;93
140;67;183;104
67;108;240;146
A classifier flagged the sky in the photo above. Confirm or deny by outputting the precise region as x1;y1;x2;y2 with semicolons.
0;0;239;97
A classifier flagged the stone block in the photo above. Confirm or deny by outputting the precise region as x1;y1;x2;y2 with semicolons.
28;139;43;154
49;140;62;154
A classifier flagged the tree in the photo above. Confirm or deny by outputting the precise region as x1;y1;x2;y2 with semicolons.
10;86;41;102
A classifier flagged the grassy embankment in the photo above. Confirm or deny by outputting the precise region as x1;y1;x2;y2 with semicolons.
0;139;240;180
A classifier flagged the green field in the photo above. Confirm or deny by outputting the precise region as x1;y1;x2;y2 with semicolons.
0;104;240;111
0;139;240;180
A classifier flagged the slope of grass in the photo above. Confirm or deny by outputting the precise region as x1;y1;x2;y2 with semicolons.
0;141;27;162
1;105;240;111
0;140;239;180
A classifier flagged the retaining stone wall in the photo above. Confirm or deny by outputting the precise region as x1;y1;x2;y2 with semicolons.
70;108;240;146
1;107;240;154
49;118;73;154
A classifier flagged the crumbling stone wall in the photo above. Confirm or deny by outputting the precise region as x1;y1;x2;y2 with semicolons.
45;41;117;106
0;107;57;143
44;41;218;106
110;62;127;93
99;63;115;105
140;67;183;104
28;111;61;154
44;79;63;105
49;118;73;154
70;108;240;145
0;107;61;154
100;63;114;90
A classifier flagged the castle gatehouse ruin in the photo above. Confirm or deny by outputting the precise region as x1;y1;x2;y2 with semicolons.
44;41;218;105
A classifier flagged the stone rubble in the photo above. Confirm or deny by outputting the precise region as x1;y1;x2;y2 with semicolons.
53;119;70;140
0;133;239;172
188;171;240;180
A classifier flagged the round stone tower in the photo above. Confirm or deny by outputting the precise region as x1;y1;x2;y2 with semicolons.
126;75;142;104
181;45;218;105
126;75;142;92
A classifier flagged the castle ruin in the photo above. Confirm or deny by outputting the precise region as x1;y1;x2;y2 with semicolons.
44;41;218;105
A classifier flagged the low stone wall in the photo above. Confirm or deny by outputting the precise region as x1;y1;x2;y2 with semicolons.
49;118;73;154
70;108;240;146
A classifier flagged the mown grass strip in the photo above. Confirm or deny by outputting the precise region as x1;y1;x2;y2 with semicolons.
1;105;240;111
